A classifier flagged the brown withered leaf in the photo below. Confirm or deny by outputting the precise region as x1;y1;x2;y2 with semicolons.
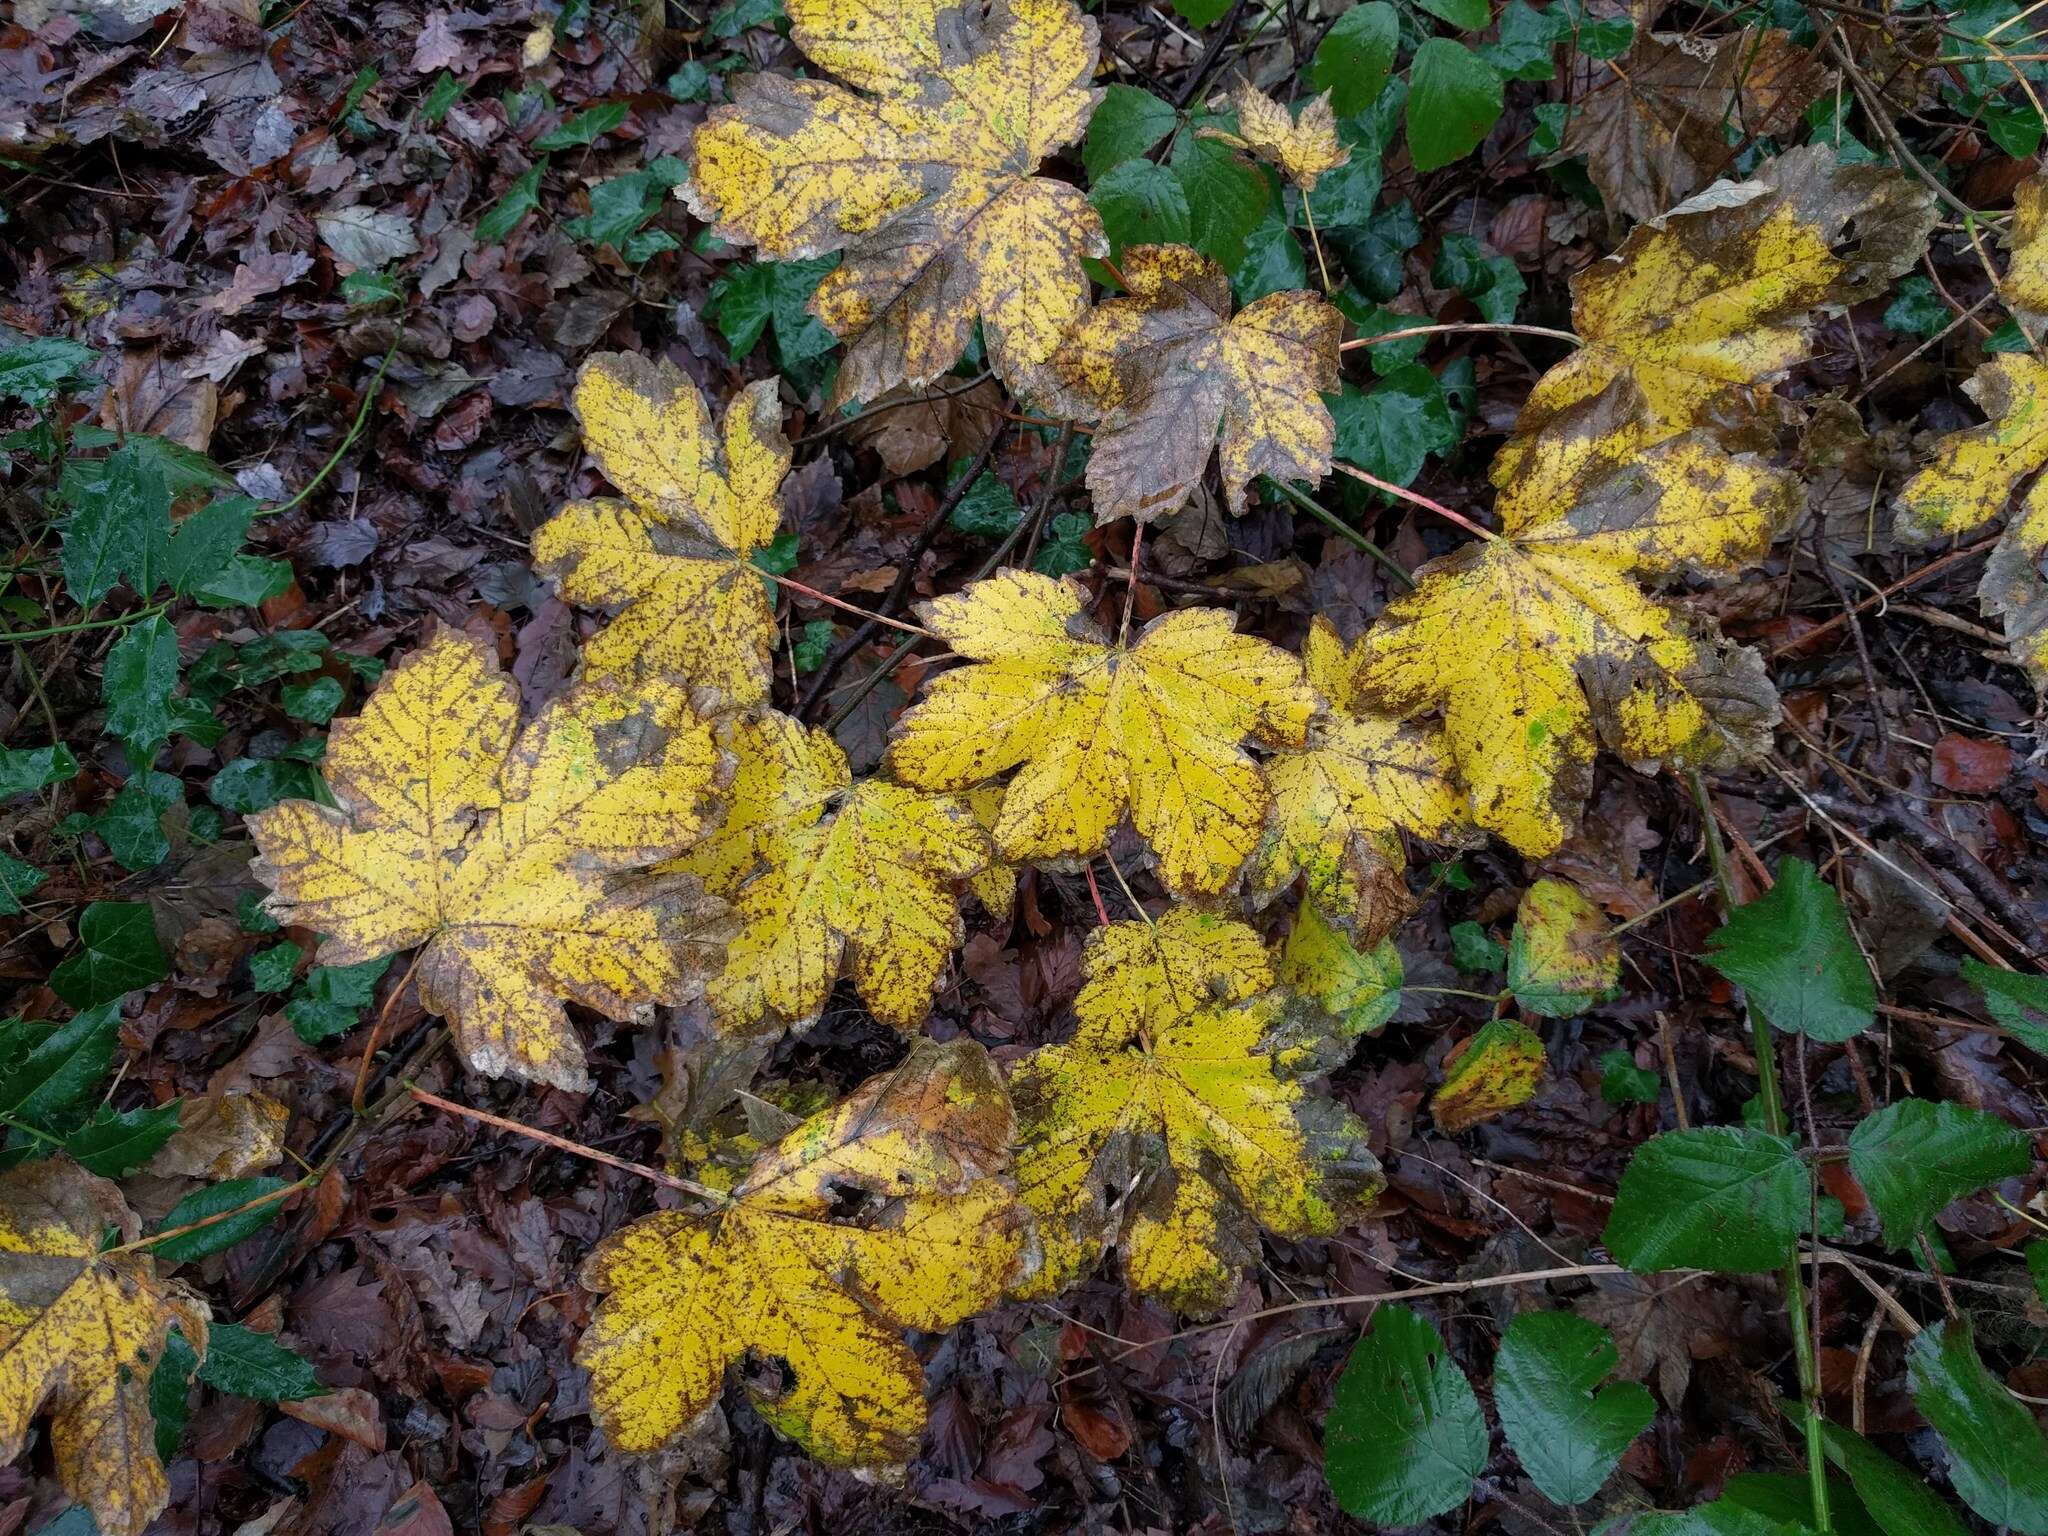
846;378;1006;476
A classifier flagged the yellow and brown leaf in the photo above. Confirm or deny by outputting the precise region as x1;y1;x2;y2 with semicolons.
1217;84;1349;192
684;0;1105;404
886;570;1317;896
576;1038;1025;1468
250;628;731;1091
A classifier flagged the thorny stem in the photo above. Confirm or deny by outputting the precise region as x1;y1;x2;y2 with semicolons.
1261;476;1414;587
406;1084;727;1203
1689;770;1834;1535
1331;461;1502;542
1339;322;1581;350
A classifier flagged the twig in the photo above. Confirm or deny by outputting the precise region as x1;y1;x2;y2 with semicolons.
1340;322;1581;349
407;1085;726;1201
1330;461;1499;542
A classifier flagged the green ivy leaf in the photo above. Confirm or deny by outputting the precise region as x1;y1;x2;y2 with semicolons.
1495;1310;1654;1504
210;756;324;816
792;620;835;673
282;675;345;724
564;157;687;252
1330;363;1457;489
948;472;1020;540
1033;512;1093;578
1405;39;1504;173
49;902;168;1010
1419;0;1492;29
1882;275;1952;338
91;770;182;871
1448;919;1506;974
287;957;394;1043
706;257;840;367
1478;0;1564;80
1432;232;1524;323
61;441;171;608
533;100;630;150
150;1176;292;1263
198;1323;323;1402
1907;1317;2048;1532
102;614;182;768
476;162;545;244
1604;1126;1809;1273
0;744;79;799
1327;197;1421;300
1325;1304;1486;1523
248;941;305;994
1846;1099;2031;1248
150;1327;199;1464
1704;857;1875;1042
164;496;258;599
1311;2;1399;113
0;853;43;918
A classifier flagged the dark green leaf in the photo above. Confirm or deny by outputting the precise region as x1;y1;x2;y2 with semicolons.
150;1176;292;1263
1960;957;2048;1055
49;903;167;1010
751;530;800;576
1720;1472;1877;1536
1327;197;1421;300
948;472;1020;539
564;157;688;252
2028;1242;2047;1303
1598;1049;1660;1106
282;676;344;724
420;70;466;125
102;614;182;768
1405;40;1504;172
1169;131;1273;272
198;1323;323;1401
0;853;43;918
1847;1099;2031;1247
792;620;834;674
64;1099;182;1178
0;337;98;408
0;1002;120;1124
1325;1304;1486;1522
666;61;711;102
150;1327;198;1463
164;496;256;599
0;744;79;799
1448;919;1506;974
247;941;304;994
1092;159;1193;263
209;757;323;816
1479;0;1564;80
1233;213;1309;305
1907;1317;2048;1531
1432;233;1524;323
706;257;838;366
1084;84;1178;181
61;442;171;608
1419;0;1492;29
1561;0;1634;56
533;100;629;150
92;771;181;871
1172;0;1233;22
1882;275;1951;338
195;554;294;608
1329;363;1457;488
287;957;393;1043
476;163;545;244
707;0;785;36
1312;2;1400;113
1033;512;1094;578
1604;1126;1808;1273
1704;858;1875;1042
1792;1407;1974;1536
1495;1310;1653;1504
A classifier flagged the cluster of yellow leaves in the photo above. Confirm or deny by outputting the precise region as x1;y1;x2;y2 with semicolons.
683;0;1105;404
0;1160;210;1536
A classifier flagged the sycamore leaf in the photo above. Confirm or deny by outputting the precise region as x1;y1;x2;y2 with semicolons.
668;709;987;1032
1355;382;1796;854
683;0;1105;404
533;354;790;705
1276;900;1404;1038
1216;84;1350;192
1249;616;1463;941
2001;173;2048;326
0;1158;211;1536
577;1038;1025;1469
1894;355;2048;688
1432;1019;1546;1132
1010;909;1380;1314
249;629;730;1092
1508;877;1619;1017
1501;148;1935;479
964;785;1018;923
887;571;1317;895
1047;244;1343;523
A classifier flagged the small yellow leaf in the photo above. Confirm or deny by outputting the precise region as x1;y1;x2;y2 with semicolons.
533;354;789;705
250;628;730;1091
1431;1020;1546;1133
1010;911;1378;1314
2001;172;2048;324
1048;244;1342;522
576;1038;1024;1469
0;1159;211;1536
1250;616;1464;939
1228;84;1349;192
1275;900;1404;1039
684;0;1106;403
1499;147;1935;479
683;709;988;1032
1507;878;1619;1018
887;570;1317;896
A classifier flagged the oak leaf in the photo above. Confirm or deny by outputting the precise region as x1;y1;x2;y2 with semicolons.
1009;909;1380;1314
1212;84;1350;191
1894;354;2048;687
667;710;989;1032
684;0;1105;403
576;1038;1024;1468
1501;148;1936;480
886;570;1317;895
1354;383;1797;854
533;353;790;706
1248;615;1464;941
0;1158;211;1536
1048;245;1343;523
250;629;729;1091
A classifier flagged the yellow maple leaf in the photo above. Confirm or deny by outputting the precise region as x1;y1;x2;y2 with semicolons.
1499;147;1935;481
683;0;1105;403
964;785;1017;924
1895;354;2048;686
1214;84;1350;192
1249;616;1464;940
2001;173;2048;325
1353;383;1797;855
1009;908;1379;1314
0;1159;211;1536
1431;1020;1546;1133
1275;900;1404;1038
1048;244;1343;523
532;353;789;705
1507;877;1619;1017
668;708;988;1032
250;628;729;1091
887;570;1317;895
577;1038;1024;1467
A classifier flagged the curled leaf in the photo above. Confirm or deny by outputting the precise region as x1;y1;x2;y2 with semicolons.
1431;1019;1546;1132
1222;84;1349;191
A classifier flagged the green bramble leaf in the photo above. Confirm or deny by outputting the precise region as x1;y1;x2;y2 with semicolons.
1496;1310;1654;1504
1704;858;1875;1042
1846;1099;2031;1248
1325;1304;1486;1523
1604;1127;1808;1274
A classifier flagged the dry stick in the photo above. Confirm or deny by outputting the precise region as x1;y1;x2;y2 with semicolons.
1331;460;1500;542
407;1084;726;1202
1690;770;1835;1536
350;948;424;1116
791;370;996;446
1769;537;2000;658
1173;0;1255;106
795;432;1002;721
1809;526;1891;756
761;570;937;638
1339;321;1581;349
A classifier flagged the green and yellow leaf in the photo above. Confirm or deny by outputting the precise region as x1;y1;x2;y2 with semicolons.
887;570;1317;895
1432;1019;1546;1133
2000;171;2048;325
1508;877;1620;1017
577;1038;1025;1469
1276;899;1404;1039
250;628;730;1091
533;353;790;705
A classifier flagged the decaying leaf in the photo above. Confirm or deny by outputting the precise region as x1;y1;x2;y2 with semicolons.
667;709;988;1032
533;353;790;706
250;629;729;1091
577;1038;1024;1468
150;1089;287;1180
1558;26;1826;224
1502;148;1936;478
1355;382;1797;854
1894;355;2048;687
684;0;1105;403
1009;909;1380;1314
1508;877;1620;1017
1210;84;1350;191
1047;244;1343;523
1275;900;1404;1038
1432;1019;1546;1132
1249;616;1464;941
0;1158;211;1536
886;571;1317;895
2000;172;2048;326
